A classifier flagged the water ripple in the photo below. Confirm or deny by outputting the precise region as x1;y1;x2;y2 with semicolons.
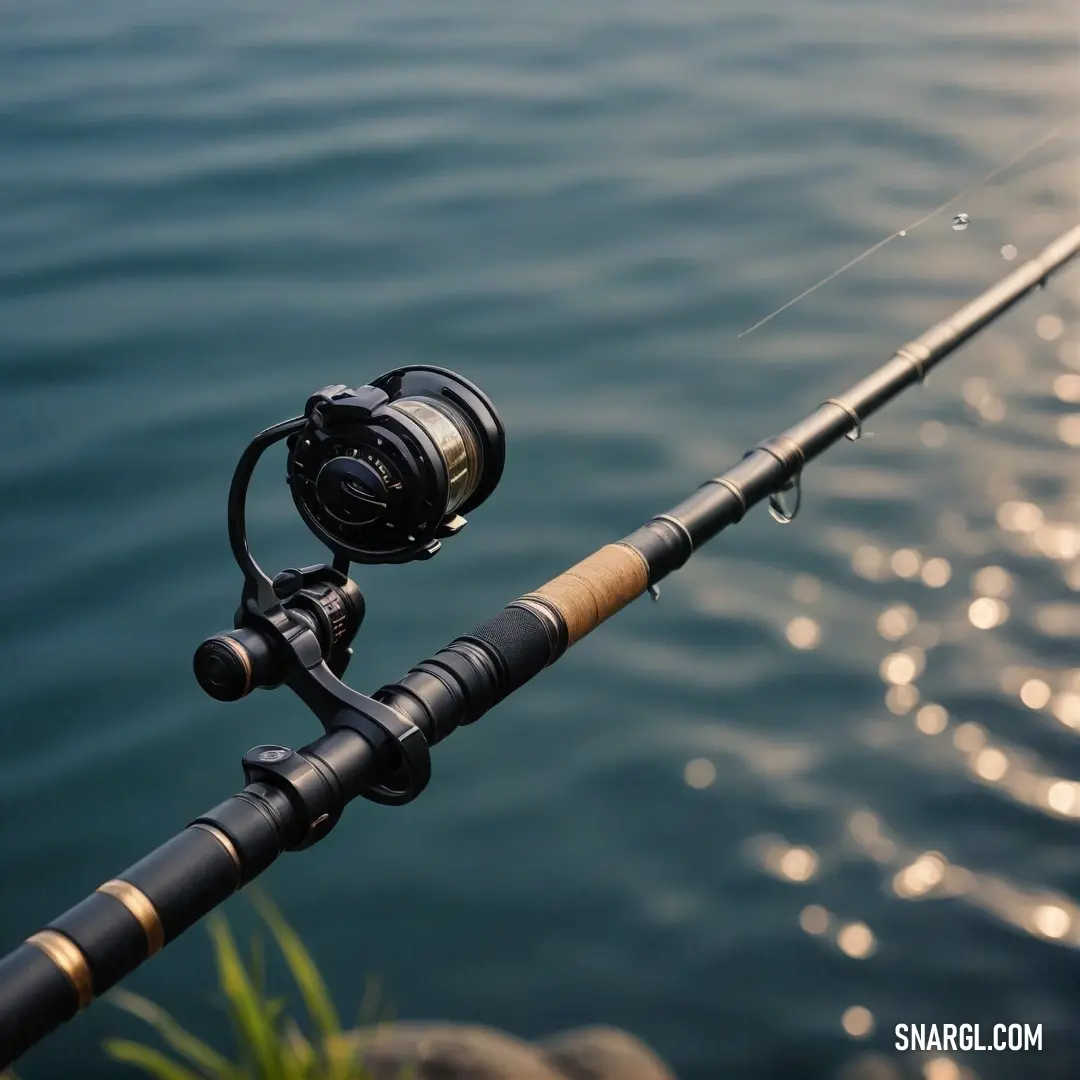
2;2;1080;1078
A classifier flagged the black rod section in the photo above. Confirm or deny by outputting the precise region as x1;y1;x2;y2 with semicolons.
0;728;378;1067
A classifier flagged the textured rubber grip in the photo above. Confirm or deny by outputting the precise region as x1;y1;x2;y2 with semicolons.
376;547;648;738
459;605;553;695
374;601;557;740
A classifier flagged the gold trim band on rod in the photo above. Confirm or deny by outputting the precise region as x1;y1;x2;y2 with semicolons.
97;880;165;956
26;930;93;1010
190;822;242;873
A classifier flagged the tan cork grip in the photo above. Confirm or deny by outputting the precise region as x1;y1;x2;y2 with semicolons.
522;542;648;646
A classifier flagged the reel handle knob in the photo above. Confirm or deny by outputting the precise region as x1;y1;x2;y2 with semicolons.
193;627;278;702
194;575;365;702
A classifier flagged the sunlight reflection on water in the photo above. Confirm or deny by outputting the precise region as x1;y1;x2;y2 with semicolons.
707;285;1080;1075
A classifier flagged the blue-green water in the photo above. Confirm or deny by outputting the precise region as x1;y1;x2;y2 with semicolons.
3;2;1080;1077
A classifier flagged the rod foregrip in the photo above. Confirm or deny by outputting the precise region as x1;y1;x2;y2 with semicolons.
522;543;649;645
374;542;650;741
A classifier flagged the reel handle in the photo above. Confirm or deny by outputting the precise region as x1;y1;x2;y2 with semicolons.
193;568;364;702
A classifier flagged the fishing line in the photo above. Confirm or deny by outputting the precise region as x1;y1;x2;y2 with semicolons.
736;107;1080;339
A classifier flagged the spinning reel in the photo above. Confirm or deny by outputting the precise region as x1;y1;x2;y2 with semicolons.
193;366;505;813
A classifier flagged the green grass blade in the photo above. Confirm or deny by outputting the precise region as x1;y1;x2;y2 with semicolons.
207;915;284;1080
250;935;266;1001
106;988;243;1080
249;895;340;1042
280;1018;316;1076
357;976;382;1029
326;1033;371;1080
103;1039;209;1080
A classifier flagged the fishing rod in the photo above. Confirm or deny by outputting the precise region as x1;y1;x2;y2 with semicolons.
2;223;1079;1068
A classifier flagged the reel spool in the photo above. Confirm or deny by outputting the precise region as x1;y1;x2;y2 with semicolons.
288;367;504;565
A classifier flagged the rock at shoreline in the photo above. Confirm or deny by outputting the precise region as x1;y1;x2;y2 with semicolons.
345;1021;677;1080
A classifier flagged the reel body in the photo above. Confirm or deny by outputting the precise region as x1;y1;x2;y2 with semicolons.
193;365;504;812
288;367;503;565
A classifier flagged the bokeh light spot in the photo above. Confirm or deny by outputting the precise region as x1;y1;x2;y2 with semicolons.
837;922;876;959
877;604;917;640
1054;373;1080;403
973;747;1008;782
996;501;1044;533
894;853;946;898
842;1005;874;1039
886;684;920;715
1020;678;1052;709
968;597;1008;629
972;565;1012;598
881;652;917;685
924;1058;960;1080
852;545;887;580
920;557;951;587
799;904;829;935
1032;904;1071;939
785;616;821;650
779;846;819;882
919;420;947;447
683;758;716;789
1046;781;1080;816
915;704;948;734
1050;692;1080;729
890;548;922;578
953;723;986;753
1058;416;1080;447
1036;314;1065;341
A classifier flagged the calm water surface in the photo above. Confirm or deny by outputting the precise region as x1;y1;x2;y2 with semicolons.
2;2;1080;1077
